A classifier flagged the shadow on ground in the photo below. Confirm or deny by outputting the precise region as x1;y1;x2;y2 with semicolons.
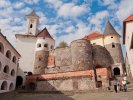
0;91;74;100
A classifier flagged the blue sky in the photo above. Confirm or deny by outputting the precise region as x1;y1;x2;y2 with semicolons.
0;0;133;54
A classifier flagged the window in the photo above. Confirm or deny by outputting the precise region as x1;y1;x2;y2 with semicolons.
0;61;1;71
130;33;133;49
30;24;33;28
51;45;53;49
12;56;16;63
37;43;41;48
3;65;9;74
1;81;7;90
112;42;115;48
9;83;14;91
44;44;48;48
0;42;4;54
11;69;15;76
111;36;113;38
6;50;11;59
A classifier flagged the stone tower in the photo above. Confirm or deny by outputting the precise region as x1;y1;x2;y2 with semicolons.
34;28;55;74
26;10;39;35
103;21;124;76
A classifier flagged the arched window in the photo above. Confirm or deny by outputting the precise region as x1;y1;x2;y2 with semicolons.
1;81;8;90
37;43;41;48
6;50;11;59
44;44;48;48
12;56;16;63
0;42;4;54
9;83;14;91
11;69;15;76
30;24;33;28
3;65;9;74
113;67;120;76
0;61;2;71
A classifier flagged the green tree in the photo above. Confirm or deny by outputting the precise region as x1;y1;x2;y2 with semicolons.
57;41;68;48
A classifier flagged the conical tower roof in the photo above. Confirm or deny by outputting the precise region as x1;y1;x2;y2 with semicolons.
104;21;119;35
36;27;54;40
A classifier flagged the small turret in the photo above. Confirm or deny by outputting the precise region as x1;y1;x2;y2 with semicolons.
26;10;39;35
33;28;55;74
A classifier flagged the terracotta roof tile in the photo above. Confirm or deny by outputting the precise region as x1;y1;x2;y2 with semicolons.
124;14;133;22
83;31;103;40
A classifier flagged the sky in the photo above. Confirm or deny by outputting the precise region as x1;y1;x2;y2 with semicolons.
0;0;133;56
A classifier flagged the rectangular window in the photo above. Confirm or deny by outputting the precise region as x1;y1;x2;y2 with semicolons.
130;33;133;49
112;43;115;48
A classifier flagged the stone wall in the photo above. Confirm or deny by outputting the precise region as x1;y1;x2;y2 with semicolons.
35;77;95;91
34;51;49;74
92;45;113;68
71;39;93;70
105;43;123;64
34;39;113;75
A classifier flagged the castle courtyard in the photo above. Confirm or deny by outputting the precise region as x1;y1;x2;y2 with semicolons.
0;91;133;100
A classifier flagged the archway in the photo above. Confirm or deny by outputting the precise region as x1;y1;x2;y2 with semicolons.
16;76;23;88
113;67;120;76
1;81;8;90
9;83;14;91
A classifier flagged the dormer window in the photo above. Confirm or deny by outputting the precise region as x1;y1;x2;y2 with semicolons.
30;24;32;28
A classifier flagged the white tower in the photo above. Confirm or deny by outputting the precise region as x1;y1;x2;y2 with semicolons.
34;28;55;74
26;10;39;35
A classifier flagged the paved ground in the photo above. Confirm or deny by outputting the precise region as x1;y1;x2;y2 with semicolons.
0;91;133;100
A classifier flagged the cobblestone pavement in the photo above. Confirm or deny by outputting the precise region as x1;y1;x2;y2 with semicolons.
0;91;133;100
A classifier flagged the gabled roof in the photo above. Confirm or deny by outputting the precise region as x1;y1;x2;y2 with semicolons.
36;27;54;40
104;21;119;36
26;10;39;18
123;14;133;44
124;14;133;22
83;31;103;40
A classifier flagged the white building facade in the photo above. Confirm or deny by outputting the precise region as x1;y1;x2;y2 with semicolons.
0;32;21;93
15;11;55;85
123;14;133;77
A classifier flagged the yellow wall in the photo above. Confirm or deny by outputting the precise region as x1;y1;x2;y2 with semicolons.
90;37;104;46
90;34;120;47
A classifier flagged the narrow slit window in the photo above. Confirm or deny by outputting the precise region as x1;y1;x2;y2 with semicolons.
112;42;115;48
30;24;33;28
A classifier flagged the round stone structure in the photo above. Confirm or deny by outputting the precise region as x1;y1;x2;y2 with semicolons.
70;39;93;71
34;51;49;74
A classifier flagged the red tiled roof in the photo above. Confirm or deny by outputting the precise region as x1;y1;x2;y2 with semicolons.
124;14;133;22
123;14;133;44
83;31;103;40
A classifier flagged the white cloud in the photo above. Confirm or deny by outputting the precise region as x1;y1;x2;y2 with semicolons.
20;7;32;14
24;0;40;4
13;2;24;9
45;0;88;18
0;0;11;8
58;3;87;18
116;0;133;22
89;10;109;31
45;0;63;9
55;22;90;46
